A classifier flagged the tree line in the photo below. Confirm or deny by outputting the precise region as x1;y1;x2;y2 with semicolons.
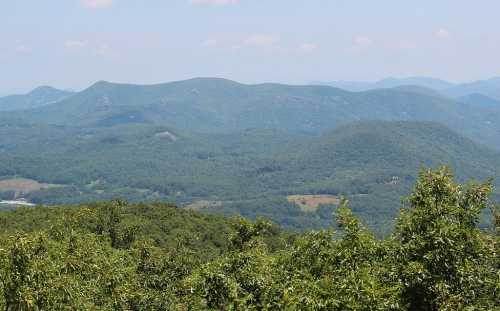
0;167;498;310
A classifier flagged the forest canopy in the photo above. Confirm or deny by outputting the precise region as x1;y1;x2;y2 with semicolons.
0;167;498;310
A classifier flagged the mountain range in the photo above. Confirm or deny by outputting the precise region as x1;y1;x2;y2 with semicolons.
4;78;500;149
1;77;499;233
314;76;500;101
311;77;455;92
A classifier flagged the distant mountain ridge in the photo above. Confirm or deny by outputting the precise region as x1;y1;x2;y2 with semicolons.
313;76;500;100
444;77;500;100
459;93;500;107
1;77;499;233
312;77;454;92
10;77;500;151
0;86;74;111
1;77;500;232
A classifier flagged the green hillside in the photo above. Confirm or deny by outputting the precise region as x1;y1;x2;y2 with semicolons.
0;86;73;111
314;76;455;91
9;78;500;149
444;77;500;100
318;76;500;101
302;121;499;179
459;93;500;107
1;79;499;233
1;119;498;234
200;121;500;232
0;169;498;309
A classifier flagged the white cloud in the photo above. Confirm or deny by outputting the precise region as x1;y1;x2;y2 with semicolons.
243;34;279;46
353;36;373;46
64;40;86;49
434;28;450;39
190;0;239;5
15;45;32;54
80;0;114;9
297;43;319;53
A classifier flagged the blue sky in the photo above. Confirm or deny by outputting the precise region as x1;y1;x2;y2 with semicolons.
1;0;500;94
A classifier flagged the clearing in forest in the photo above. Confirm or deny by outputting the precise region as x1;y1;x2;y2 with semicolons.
287;194;340;212
0;178;62;196
184;200;223;210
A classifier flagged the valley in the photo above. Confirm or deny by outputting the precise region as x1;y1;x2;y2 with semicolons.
1;79;500;235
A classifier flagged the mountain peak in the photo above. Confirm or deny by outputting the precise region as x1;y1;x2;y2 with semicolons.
29;86;61;95
90;80;114;88
0;86;74;111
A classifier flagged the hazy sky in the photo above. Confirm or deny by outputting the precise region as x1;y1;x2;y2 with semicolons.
1;0;500;94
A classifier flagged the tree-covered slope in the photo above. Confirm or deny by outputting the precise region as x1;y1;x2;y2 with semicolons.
314;76;455;91
316;76;500;101
302;121;499;180
2;120;498;233
0;86;74;111
0;169;498;310
0;201;239;257
205;121;500;231
459;93;500;107
444;77;500;100
10;78;500;149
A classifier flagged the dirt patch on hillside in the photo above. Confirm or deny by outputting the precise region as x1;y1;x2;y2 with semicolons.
0;178;62;196
154;130;177;141
184;200;222;210
287;195;340;212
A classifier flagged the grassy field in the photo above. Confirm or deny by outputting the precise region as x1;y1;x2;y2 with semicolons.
287;195;341;212
0;178;62;196
184;200;223;210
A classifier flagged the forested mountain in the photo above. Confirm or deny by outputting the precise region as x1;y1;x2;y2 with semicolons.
316;76;500;101
444;77;500;100
0;86;74;111
1;79;499;309
199;121;500;232
1;117;499;233
459;93;500;107
1;78;500;233
291;121;499;192
8;78;500;150
313;76;454;91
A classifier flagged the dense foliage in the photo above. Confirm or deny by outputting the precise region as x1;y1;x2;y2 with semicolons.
0;167;498;310
7;78;500;149
2;78;500;235
2;120;499;235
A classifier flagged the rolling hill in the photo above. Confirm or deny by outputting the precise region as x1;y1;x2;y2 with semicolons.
459;93;500;107
313;76;454;92
316;76;500;101
9;78;500;150
444;77;500;100
291;121;500;202
0;86;74;111
1;117;498;233
206;121;500;231
1;78;499;233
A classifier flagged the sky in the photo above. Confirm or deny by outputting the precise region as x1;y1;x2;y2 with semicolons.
1;0;500;94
